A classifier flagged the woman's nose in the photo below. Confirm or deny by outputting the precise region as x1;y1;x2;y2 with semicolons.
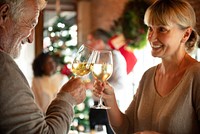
148;31;157;42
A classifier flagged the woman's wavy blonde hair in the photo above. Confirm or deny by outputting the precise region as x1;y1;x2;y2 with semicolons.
144;0;199;52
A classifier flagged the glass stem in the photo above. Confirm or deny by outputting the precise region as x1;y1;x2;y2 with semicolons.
98;96;103;106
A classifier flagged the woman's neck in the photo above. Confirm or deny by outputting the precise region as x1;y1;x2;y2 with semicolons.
159;53;187;75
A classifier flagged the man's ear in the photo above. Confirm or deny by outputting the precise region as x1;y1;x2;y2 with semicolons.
0;4;10;25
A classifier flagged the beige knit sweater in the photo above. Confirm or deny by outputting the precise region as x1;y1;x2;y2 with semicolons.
0;51;75;134
113;63;200;134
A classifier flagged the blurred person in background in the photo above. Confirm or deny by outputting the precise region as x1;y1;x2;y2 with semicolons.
87;28;134;134
32;52;68;113
87;28;134;111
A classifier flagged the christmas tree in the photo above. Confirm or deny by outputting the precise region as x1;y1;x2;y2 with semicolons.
44;15;92;133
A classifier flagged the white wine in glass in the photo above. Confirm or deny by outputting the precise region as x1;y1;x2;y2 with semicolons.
71;44;96;77
91;50;113;109
72;62;91;76
92;63;113;81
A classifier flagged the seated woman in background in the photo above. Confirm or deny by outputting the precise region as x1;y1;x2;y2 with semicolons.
31;52;68;113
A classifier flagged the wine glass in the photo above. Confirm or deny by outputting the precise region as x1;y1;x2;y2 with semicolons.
71;44;96;77
91;50;113;109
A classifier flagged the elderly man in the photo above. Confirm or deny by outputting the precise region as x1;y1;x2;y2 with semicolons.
0;0;86;133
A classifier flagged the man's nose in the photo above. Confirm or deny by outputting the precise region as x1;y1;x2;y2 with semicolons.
27;29;35;43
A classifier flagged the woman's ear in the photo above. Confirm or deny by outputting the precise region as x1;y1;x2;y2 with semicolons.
0;4;10;25
181;27;192;43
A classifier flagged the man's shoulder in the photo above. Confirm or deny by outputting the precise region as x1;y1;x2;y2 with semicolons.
0;51;14;64
0;51;26;82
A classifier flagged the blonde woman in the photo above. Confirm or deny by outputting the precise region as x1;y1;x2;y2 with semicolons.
93;0;200;133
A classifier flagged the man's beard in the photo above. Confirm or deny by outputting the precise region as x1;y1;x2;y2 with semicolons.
10;43;22;59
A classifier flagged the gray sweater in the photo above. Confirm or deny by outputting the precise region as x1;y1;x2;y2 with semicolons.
113;63;200;134
0;51;75;134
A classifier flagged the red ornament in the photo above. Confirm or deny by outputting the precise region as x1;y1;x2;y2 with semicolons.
108;34;137;74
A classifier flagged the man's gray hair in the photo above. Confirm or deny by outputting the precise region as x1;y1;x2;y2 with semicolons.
0;0;46;22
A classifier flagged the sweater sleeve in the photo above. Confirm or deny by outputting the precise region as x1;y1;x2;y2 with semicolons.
0;52;75;134
191;64;200;122
111;66;156;134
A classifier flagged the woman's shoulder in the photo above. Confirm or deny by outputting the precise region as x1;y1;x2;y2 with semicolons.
138;65;157;83
143;65;157;76
187;62;200;71
186;62;200;76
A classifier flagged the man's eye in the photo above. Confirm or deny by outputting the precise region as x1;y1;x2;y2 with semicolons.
32;23;37;28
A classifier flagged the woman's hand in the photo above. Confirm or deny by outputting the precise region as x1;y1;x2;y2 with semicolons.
93;80;115;102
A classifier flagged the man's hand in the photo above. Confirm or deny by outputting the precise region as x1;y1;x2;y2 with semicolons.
60;77;86;104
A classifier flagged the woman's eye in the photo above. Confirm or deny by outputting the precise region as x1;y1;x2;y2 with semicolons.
158;27;167;32
148;27;153;32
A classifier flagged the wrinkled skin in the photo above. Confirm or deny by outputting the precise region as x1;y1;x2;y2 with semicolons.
61;77;86;104
0;1;40;58
0;0;87;105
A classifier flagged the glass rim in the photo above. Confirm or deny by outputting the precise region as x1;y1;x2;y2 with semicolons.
94;49;112;53
78;43;112;53
82;44;93;49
